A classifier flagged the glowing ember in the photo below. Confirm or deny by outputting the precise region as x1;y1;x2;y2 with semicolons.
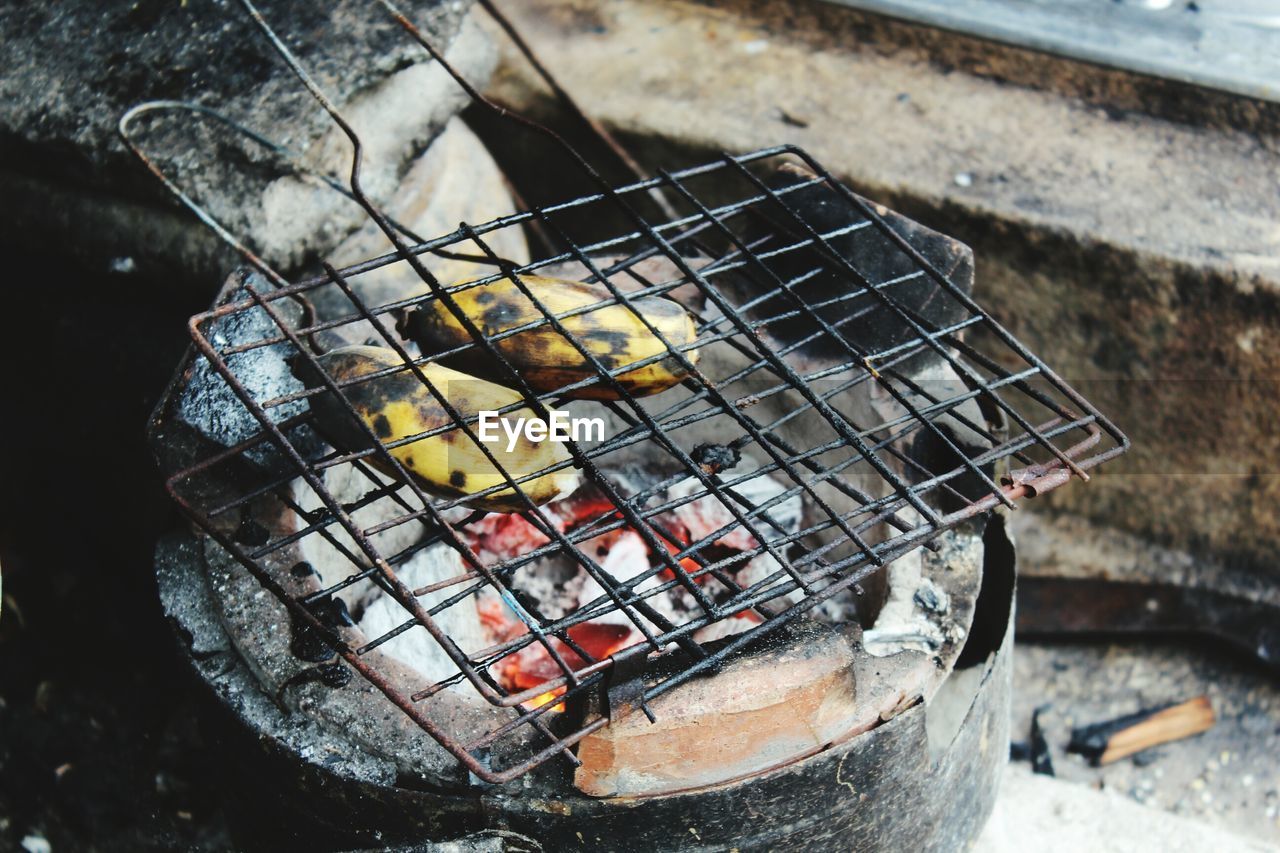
481;596;632;710
462;463;801;708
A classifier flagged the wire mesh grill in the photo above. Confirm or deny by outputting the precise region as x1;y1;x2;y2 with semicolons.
136;0;1127;783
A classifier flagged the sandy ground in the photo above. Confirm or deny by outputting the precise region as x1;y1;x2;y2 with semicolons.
1009;639;1280;844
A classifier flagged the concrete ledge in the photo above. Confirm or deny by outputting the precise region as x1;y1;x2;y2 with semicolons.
478;0;1280;580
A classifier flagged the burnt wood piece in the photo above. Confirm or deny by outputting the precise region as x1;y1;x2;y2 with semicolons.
1067;697;1215;767
1029;705;1055;777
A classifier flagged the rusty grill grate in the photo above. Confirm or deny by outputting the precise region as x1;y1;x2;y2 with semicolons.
131;0;1127;783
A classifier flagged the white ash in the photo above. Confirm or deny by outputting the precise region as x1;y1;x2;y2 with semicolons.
663;456;805;612
736;553;799;603
292;454;815;686
595;460;679;506
662;456;803;550
510;557;584;622
293;462;428;601
344;542;489;693
574;529;684;638
862;539;963;656
862;546;939;655
177;279;309;470
692;613;762;645
293;464;491;692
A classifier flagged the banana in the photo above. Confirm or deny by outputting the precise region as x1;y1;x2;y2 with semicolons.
397;274;699;400
294;345;580;512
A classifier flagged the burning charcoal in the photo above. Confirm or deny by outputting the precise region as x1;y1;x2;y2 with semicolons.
1030;705;1055;776
665;455;803;552
458;510;561;567
1066;696;1215;766
576;529;678;638
652;456;806;621
170;269;321;473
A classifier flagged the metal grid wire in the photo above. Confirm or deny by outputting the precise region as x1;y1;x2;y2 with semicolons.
130;0;1127;782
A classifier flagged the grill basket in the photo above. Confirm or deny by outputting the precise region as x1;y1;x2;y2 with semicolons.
133;0;1127;783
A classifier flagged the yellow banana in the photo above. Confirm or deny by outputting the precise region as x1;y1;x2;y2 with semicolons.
295;345;579;512
397;274;699;400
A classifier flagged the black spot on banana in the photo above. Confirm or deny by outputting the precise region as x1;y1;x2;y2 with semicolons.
397;274;699;400
292;345;579;512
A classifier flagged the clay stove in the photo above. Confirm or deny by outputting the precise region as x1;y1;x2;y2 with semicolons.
149;153;1122;849
140;3;1126;847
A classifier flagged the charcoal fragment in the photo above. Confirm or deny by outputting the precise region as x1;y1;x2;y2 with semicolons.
290;617;335;663
691;443;741;475
318;662;352;688
1030;705;1055;776
234;517;271;547
1066;697;1214;766
290;561;317;579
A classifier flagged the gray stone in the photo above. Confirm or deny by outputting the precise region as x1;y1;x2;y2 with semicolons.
0;0;492;282
311;116;531;347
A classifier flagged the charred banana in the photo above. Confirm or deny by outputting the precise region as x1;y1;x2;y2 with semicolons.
294;345;579;512
397;274;698;400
